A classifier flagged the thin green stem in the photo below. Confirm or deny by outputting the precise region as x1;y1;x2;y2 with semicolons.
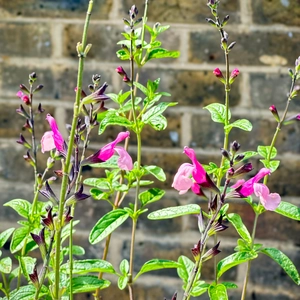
53;2;94;299
138;0;149;65
1;272;9;298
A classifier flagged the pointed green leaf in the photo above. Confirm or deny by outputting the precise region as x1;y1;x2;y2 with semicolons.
190;281;209;297
0;257;12;274
9;285;48;300
116;49;130;60
148;204;201;220
69;259;115;275
227;213;252;244
148;114;167;131
142;102;177;123
143;165;166;181
118;275;128;290
4;199;32;218
217;251;257;279
204;103;231;124
134;259;181;281
0;228;15;248
63;245;85;256
139;188;165;206
222;282;238;289
69;275;110;293
261;247;300;285
89;209;129;244
227;119;252;131
10;226;30;253
133;82;148;96
119;259;129;275
98;113;133;134
275;201;300;220
84;178;111;190
257;146;277;159
260;159;280;172
146;48;180;61
90;188;110;201
177;255;194;283
208;284;228;300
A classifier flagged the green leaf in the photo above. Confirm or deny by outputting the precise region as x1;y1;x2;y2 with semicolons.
133;82;148;96
222;282;238;289
204;103;231;124
208;284;228;300
70;259;115;275
9;285;48;300
90;188;110;201
227;119;252;131
260;247;300;285
227;213;252;244
257;146;277;159
217;251;257;279
0;257;12;274
142;102;177;123
139;188;165;206
98;113;133;134
10;226;30;253
69;275;110;293
118;275;128;290
134;259;181;281
146;48;180;61
116;49;130;60
4;199;32;218
119;259;129;275
177;256;194;283
275;201;300;220
260;159;280;172
19;256;36;281
190;281;209;297
148;204;201;220
143;165;166;181
148;115;167;131
89;209;129;244
62;245;85;256
84;178;111;190
0;228;15;248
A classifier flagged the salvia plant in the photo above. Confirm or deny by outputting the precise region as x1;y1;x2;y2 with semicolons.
0;0;300;299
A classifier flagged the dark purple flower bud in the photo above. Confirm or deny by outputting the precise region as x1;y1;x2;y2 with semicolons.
92;74;101;85
23;151;36;167
209;194;218;212
228;163;253;179
227;167;235;178
230;141;240;153
29;264;39;288
269;105;280;122
39;181;59;204
191;240;201;262
16;104;30;118
63;206;73;226
134;17;143;26
65;184;90;206
221;148;230;160
29;72;37;84
228;41;236;51
16;134;31;149
81;82;110;106
33;84;44;93
223;15;230;26
30;228;47;259
19;84;30;94
288;68;294;77
38;103;45;113
88;84;94;92
41;206;55;231
123;18;131;26
202;241;221;262
205;18;218;28
234;153;245;162
23;119;32;132
129;5;138;19
208;215;228;236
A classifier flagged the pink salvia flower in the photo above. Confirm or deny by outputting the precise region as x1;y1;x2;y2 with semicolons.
172;163;195;195
213;68;223;78
229;68;239;84
82;131;133;170
41;114;64;153
16;91;30;105
232;168;271;197
253;183;281;211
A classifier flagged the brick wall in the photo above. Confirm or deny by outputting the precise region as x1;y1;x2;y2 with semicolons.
0;0;300;299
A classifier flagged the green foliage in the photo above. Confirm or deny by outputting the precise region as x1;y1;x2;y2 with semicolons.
204;103;231;124
275;201;300;220
67;276;110;293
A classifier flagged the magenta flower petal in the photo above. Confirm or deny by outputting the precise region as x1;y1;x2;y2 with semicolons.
114;146;133;170
238;168;271;197
45;114;64;152
98;131;130;161
41;131;56;153
172;163;194;194
183;147;206;184
231;179;245;189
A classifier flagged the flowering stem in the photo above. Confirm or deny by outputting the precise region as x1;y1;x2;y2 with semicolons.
53;2;94;299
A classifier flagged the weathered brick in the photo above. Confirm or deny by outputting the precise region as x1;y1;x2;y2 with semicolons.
252;0;300;26
121;0;240;24
1;64;55;99
0;0;112;19
139;69;240;107
0;23;51;57
250;72;300;111
189;30;300;66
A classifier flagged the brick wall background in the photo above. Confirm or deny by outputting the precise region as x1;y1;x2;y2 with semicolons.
0;0;300;299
